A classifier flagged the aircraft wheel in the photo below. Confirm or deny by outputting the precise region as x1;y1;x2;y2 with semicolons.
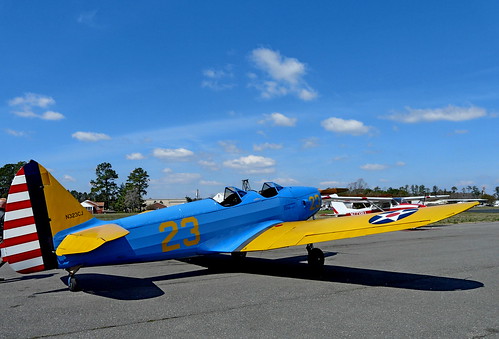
68;276;79;292
307;248;325;269
230;252;247;268
231;252;247;264
231;252;247;259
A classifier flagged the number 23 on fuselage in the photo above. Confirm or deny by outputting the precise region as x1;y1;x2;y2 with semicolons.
120;184;322;263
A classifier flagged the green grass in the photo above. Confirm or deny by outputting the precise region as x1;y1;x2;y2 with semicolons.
432;208;499;224
94;213;136;221
317;207;499;224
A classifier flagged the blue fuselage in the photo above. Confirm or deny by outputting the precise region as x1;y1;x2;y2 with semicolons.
53;186;321;269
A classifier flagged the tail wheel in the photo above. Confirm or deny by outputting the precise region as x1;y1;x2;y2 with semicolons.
66;266;81;292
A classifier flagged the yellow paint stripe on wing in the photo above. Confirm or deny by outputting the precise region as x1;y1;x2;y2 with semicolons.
55;224;129;256
241;202;478;252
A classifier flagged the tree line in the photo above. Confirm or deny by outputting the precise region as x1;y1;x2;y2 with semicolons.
1;162;498;211
347;178;498;204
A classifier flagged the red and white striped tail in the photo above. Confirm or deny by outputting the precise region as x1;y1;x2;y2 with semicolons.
1;167;45;273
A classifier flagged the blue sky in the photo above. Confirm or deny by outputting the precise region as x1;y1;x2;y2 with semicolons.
1;1;498;198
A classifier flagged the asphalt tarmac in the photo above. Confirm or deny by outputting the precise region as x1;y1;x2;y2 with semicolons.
0;222;498;338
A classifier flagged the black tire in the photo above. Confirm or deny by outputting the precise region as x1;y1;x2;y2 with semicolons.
68;276;79;292
231;252;247;263
307;248;325;268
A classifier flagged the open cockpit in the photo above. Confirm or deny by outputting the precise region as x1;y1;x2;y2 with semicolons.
259;182;283;198
219;186;247;207
217;182;284;207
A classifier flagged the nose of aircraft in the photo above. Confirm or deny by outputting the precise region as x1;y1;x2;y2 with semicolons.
285;186;322;220
303;187;322;217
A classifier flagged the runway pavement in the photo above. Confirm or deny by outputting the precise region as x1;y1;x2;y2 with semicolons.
0;222;498;338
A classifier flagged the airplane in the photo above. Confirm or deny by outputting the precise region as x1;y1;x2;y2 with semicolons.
322;194;449;217
0;160;477;291
394;195;450;206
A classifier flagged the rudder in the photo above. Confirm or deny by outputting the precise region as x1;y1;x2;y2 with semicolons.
1;160;94;273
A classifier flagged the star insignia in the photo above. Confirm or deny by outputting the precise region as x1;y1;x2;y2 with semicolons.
369;208;418;224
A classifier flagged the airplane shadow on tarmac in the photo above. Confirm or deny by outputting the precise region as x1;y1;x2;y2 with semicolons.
1;273;56;285
60;252;483;300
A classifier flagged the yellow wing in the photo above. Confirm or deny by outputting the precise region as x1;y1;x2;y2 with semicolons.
55;224;130;256
239;202;477;252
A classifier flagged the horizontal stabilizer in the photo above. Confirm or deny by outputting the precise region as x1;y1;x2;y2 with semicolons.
55;224;129;256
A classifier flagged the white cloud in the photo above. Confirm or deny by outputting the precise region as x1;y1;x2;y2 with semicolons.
153;148;194;160
395;161;406;167
249;47;318;101
321;117;371;136
78;10;99;27
9;93;55;108
12;110;37;118
251;48;305;84
126;153;145;160
253;142;283;151
8;93;65;120
320;180;345;187
302;137;319;149
384;105;487;123
268;177;300;186
5;129;27;137
159;167;201;184
199;160;219;170
256;80;288;99
224;155;276;174
246;168;275;174
63;175;76;182
201;65;236;90
200;180;222;186
457;180;474;187
260;112;297;127
360;163;387;171
41;111;65;121
298;88;318;101
163;171;201;184
72;131;111;142
218;140;241;153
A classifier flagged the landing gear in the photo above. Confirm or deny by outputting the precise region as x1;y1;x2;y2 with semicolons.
65;266;82;292
306;244;324;270
231;252;247;260
68;275;78;292
230;252;247;265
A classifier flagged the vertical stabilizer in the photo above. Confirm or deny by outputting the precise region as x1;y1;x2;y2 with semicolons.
1;160;94;273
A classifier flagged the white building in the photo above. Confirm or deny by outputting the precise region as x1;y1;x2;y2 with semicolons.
144;198;187;208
